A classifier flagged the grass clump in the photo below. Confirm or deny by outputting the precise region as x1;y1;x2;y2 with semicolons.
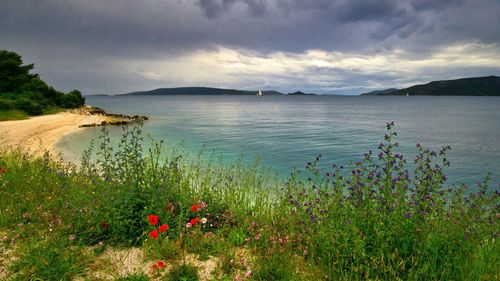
0;122;498;280
117;273;150;281
167;263;199;281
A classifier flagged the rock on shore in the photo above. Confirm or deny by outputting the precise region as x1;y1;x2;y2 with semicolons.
75;106;149;128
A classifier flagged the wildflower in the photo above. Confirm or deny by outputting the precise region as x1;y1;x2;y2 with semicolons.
201;217;208;224
151;264;158;270
405;212;413;219
159;224;169;232
157;260;165;268
148;229;158;239
68;235;75;241
199;200;207;209
190;204;198;212
190;217;199;225
186;222;192;228
148;214;159;226
244;270;252;277
165;203;174;212
0;168;6;173
254;233;261;241
100;221;109;229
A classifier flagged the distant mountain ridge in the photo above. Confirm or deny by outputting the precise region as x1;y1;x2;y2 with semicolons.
361;76;500;96
287;91;317;96
123;87;284;96
361;88;398;96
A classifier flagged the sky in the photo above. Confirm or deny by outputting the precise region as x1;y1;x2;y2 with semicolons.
1;0;500;95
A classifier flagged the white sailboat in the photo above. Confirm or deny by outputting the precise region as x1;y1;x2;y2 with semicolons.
257;90;263;97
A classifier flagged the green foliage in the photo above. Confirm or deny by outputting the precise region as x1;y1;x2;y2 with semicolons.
167;263;199;281
0;49;85;119
0;124;498;280
117;273;150;281
0;109;28;121
0;98;14;110
0;50;35;93
9;236;87;281
61;89;86;108
254;254;297;281
14;97;43;115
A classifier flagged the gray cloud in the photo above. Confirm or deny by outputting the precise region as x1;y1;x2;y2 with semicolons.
0;0;499;94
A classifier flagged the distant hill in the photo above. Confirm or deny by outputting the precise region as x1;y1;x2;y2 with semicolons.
361;88;398;96
361;76;500;96
287;91;317;96
123;87;284;96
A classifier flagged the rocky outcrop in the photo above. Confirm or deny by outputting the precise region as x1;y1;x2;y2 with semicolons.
76;106;149;128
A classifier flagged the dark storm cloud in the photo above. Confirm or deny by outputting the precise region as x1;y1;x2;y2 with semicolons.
410;0;465;11
197;0;237;19
0;0;499;94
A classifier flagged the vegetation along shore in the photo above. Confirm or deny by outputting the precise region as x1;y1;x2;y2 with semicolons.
0;50;148;156
0;121;499;280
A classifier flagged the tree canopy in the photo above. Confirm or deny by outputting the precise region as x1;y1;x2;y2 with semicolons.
0;50;85;117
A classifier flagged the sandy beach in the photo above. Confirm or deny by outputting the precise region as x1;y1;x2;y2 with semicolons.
0;110;110;157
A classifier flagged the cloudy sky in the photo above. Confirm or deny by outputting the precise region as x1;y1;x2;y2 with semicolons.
1;0;500;95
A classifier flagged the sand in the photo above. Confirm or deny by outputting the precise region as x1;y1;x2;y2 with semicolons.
0;110;108;157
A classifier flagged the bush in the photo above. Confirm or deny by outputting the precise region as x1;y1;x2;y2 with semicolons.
15;97;42;115
0;98;14;110
60;89;85;108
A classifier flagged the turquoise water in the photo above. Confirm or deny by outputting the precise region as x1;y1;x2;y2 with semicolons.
57;95;500;187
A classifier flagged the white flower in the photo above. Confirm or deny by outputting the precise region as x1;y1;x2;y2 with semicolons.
201;217;208;224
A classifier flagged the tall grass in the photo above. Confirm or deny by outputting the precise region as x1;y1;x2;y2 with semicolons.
0;122;498;280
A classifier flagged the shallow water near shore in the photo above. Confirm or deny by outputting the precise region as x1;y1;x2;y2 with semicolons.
56;95;500;188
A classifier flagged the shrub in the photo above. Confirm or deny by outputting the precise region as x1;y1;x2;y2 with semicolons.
0;98;14;110
14;97;42;115
60;89;85;108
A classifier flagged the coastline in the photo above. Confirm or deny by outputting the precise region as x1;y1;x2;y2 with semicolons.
0;106;146;157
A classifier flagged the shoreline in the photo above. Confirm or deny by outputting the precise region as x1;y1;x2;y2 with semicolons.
0;106;147;157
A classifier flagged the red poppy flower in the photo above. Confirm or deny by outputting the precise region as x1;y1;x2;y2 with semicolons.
148;214;159;225
159;224;169;232
190;204;198;212
151;264;158;270
190;217;199;226
0;168;6;173
148;229;158;239
157;260;165;268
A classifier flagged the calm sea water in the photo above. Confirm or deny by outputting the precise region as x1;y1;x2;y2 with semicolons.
57;95;500;187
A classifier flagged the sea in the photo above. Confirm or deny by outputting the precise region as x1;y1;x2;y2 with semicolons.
56;95;500;188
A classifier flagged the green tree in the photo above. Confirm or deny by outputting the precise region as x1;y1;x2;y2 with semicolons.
0;50;86;118
61;90;85;108
0;50;36;93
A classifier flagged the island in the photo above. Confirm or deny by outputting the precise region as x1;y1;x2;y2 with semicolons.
287;91;317;96
123;87;284;96
361;76;500;96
